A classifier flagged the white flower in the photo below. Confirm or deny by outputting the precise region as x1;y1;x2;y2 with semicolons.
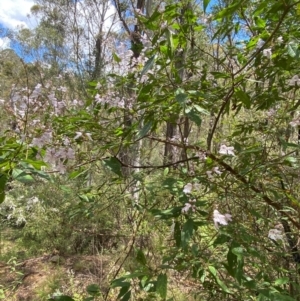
182;203;192;213
212;167;222;175
213;210;232;228
256;38;265;49
219;144;235;156
183;183;200;194
263;48;272;59
266;108;276;117
197;151;207;160
74;132;83;140
207;166;222;178
86;133;93;141
181;201;196;214
268;229;283;241
289;75;300;86
183;183;193;194
276;36;283;44
290;118;300;127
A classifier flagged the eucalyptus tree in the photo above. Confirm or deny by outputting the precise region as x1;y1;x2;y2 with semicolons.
26;0;120;80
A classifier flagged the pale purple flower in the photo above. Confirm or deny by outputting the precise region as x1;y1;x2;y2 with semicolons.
268;229;283;241
290;118;300;127
266;108;276;118
58;86;67;92
95;94;103;104
263;48;272;59
197;151;207;161
212;167;222;175
207;167;222;178
183;183;193;194
213;210;232;228
66;148;75;160
31;131;52;148
256;38;265;49
183;183;200;194
289;75;300;86
182;203;192;213
182;200;196;214
219;144;235;156
31;84;42;98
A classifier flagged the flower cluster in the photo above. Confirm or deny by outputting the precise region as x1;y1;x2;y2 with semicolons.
289;117;300;127
213;210;232;228
289;75;300;87
206;166;222;178
268;229;283;241
182;199;196;214
183;183;200;195
219;144;235;156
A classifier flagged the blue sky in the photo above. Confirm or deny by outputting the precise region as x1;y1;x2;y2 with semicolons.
0;0;37;50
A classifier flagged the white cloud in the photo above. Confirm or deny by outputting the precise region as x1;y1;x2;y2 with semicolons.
0;0;36;29
0;37;11;49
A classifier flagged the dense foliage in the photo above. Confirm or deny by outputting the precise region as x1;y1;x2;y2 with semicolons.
2;0;300;300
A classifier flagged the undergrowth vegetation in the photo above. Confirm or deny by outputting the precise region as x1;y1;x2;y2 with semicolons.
1;0;300;300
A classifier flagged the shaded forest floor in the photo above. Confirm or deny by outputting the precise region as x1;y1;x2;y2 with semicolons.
0;253;112;300
0;229;198;301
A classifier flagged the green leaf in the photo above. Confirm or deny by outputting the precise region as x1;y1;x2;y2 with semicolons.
151;207;182;219
175;90;188;105
213;233;231;246
203;0;210;12
274;277;289;286
163;168;169;176
231;247;244;260
140;55;155;79
137;122;152;139
117;286;131;301
113;52;121;63
111;278;131;288
287;43;299;58
254;17;266;29
48;296;75;301
208;266;231;294
22;159;47;170
102;157;123;177
194;105;209;115
211;71;230;79
181;219;194;249
187;109;202;126
68;169;88;180
0;174;6;204
86;284;101;296
213;2;241;20
174;221;181;247
157;273;167;299
136;249;147;266
12;169;35;184
235;89;251;109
